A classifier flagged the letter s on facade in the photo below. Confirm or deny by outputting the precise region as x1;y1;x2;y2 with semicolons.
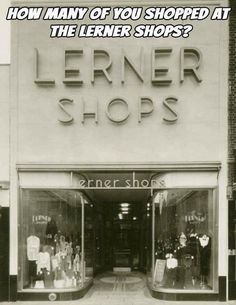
163;96;178;123
58;98;74;124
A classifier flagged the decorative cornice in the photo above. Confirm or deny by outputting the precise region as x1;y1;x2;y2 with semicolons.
16;161;221;172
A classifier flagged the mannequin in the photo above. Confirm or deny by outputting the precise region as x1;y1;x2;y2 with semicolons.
65;243;74;288
199;234;211;288
57;235;67;271
179;232;187;247
185;223;199;286
66;242;73;270
176;232;187;260
36;245;51;274
187;233;199;286
27;228;40;288
175;232;187;289
73;246;81;283
165;253;178;287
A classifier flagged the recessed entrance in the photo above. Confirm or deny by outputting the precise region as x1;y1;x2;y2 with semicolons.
75;170;153;301
81;171;153;275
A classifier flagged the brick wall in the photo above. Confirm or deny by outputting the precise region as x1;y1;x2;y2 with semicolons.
228;0;236;186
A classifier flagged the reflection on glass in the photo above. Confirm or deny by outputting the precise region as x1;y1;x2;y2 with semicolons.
152;189;215;291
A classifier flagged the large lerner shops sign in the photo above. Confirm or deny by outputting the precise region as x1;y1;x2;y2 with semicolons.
34;47;202;124
13;1;227;163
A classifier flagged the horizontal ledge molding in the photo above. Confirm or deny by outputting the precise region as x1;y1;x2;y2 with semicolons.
16;161;221;172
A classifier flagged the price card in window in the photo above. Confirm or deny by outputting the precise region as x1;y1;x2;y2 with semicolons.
154;259;166;283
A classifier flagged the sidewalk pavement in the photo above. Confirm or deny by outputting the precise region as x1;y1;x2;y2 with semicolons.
1;272;236;305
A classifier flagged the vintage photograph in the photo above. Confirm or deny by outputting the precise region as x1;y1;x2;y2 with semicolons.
0;0;235;304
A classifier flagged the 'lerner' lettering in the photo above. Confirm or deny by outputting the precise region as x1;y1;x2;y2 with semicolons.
152;48;172;86
34;47;202;86
91;49;112;84
63;50;83;86
180;47;202;83
34;48;55;85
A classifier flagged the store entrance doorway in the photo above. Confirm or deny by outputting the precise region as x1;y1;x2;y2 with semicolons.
93;200;149;273
81;171;153;275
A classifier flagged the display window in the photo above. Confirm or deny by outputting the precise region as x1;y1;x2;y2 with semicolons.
151;188;217;292
18;189;93;292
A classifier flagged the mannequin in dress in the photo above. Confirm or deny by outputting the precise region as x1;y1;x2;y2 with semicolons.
186;223;199;286
73;246;81;283
199;234;211;288
27;226;40;288
165;253;178;287
175;232;187;289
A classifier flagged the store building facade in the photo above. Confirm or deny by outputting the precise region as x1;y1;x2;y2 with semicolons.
0;0;232;302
